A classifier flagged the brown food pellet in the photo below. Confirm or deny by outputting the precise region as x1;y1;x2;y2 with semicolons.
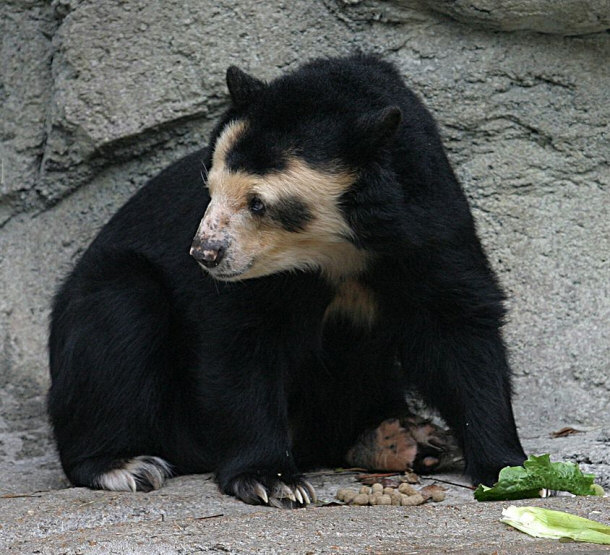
344;489;358;503
418;484;446;502
352;493;370;506
401;493;425;506
336;488;349;501
398;483;417;496
336;488;359;503
338;476;447;506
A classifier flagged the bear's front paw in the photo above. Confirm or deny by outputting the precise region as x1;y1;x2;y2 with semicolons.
224;473;317;509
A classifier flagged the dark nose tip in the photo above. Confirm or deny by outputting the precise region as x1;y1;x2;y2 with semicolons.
190;242;226;268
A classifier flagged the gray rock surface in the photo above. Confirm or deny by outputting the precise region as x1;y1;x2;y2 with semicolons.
384;0;610;35
0;1;609;550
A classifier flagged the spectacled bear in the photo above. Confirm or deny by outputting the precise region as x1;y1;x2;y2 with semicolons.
48;54;526;507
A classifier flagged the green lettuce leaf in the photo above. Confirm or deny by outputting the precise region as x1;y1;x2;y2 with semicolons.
474;454;605;501
501;505;610;545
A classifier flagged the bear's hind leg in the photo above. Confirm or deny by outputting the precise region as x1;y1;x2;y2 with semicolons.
49;251;185;492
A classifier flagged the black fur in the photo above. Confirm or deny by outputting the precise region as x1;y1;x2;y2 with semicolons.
48;55;526;502
268;195;313;232
226;134;288;175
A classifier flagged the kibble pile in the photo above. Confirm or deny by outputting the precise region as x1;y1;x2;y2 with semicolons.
336;482;445;506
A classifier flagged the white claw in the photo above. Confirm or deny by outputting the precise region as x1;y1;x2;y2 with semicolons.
254;483;269;505
304;481;317;503
127;475;137;492
280;484;296;502
298;485;310;505
294;487;304;504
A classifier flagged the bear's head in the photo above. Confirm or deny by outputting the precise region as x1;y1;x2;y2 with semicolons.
190;65;402;282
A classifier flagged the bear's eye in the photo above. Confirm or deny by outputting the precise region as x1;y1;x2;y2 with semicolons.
248;196;266;215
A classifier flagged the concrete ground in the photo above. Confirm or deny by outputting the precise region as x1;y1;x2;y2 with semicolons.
1;429;608;554
2;474;608;553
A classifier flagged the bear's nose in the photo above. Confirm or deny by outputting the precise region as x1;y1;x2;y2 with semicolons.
190;241;226;268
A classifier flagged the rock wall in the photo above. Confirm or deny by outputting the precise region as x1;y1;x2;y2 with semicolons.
1;0;608;491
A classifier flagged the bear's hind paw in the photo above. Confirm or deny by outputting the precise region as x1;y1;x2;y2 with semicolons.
346;418;417;472
93;456;173;492
401;415;463;474
345;417;463;474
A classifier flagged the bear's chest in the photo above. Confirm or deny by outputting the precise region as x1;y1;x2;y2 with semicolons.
323;279;378;328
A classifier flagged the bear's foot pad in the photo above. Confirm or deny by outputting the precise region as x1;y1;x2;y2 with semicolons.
227;473;316;509
346;417;463;474
94;456;173;492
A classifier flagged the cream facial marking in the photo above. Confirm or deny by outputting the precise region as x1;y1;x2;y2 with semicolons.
191;120;369;282
209;119;250;181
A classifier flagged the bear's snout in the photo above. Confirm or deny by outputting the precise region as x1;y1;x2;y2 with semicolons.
190;238;227;268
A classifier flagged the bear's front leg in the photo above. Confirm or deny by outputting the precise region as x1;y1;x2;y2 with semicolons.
206;361;316;508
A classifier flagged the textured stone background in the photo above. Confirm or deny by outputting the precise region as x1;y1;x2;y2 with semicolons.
1;0;609;495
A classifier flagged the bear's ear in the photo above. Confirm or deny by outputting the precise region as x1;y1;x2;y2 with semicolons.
356;106;402;149
226;66;266;108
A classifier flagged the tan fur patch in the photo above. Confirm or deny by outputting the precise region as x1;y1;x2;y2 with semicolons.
210;119;249;180
196;120;368;282
324;279;378;327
